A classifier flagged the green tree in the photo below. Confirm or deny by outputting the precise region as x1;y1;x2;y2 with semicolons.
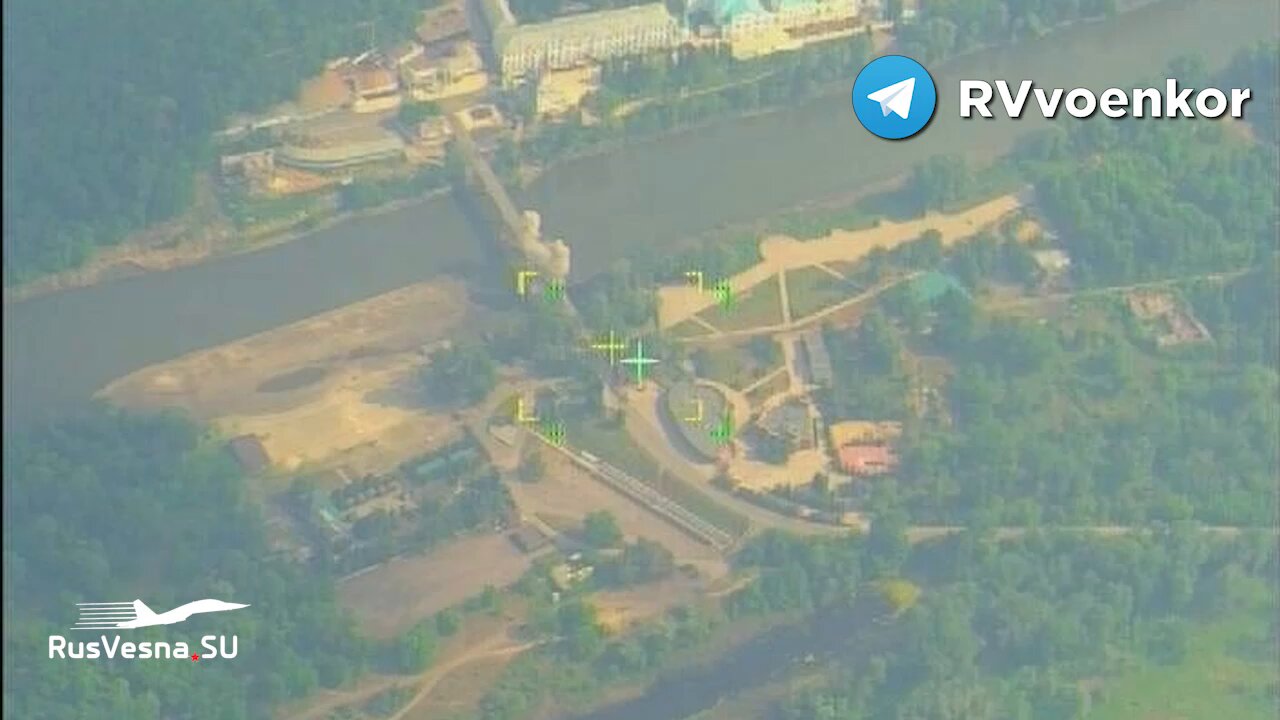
421;342;497;407
582;510;624;548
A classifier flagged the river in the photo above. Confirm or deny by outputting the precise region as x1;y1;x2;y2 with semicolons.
4;0;1275;428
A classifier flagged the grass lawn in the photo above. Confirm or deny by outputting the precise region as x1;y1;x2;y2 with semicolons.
786;266;866;320
669;319;713;339
744;370;789;409
693;344;779;391
1088;608;1278;720
565;417;749;539
697;276;782;332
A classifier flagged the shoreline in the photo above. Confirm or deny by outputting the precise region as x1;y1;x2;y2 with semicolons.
2;185;454;305
1;0;1164;307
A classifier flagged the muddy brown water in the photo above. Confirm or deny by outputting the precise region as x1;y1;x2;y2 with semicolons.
5;0;1275;429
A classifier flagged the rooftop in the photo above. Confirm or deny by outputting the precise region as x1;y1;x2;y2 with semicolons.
419;3;472;45
495;3;678;56
758;400;811;442
829;420;902;448
910;271;969;304
838;444;897;475
689;0;767;24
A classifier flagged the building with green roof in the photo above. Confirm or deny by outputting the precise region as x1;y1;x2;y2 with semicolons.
909;271;969;305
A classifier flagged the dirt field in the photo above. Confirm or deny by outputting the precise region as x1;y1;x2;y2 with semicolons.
658;193;1024;329
338;533;533;640
591;575;703;635
508;452;730;581
99;280;473;479
403;654;516;720
727;447;828;491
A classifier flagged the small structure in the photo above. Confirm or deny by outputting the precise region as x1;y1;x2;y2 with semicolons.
219;150;275;179
799;330;833;387
910;271;969;305
227;435;271;474
349;64;402;113
509;522;552;553
756;400;816;451
828;420;902;449
277;117;406;172
536;65;602;119
550;557;595;590
1032;249;1072;275
389;41;426;67
1126;291;1212;347
418;2;471;46
401;41;487;101
837;444;898;476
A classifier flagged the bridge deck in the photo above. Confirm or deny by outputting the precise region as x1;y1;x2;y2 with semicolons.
446;113;526;242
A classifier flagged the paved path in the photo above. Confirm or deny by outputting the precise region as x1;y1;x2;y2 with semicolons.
658;193;1024;329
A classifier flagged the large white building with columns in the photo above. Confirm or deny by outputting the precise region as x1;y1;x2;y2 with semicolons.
482;0;683;82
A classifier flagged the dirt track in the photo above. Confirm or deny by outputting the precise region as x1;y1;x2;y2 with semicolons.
658;193;1023;329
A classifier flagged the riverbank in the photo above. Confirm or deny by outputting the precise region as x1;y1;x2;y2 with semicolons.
2;183;455;305
7;0;1272;428
0;2;1115;306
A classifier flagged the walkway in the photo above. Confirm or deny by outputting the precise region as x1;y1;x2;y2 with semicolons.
657;192;1024;329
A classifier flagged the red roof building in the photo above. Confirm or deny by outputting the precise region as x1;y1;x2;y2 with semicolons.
837;445;898;477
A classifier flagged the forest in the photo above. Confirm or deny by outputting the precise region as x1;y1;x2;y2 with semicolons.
2;0;427;283
2;408;372;719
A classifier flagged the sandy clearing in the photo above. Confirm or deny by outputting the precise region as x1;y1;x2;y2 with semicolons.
337;533;533;640
100;279;469;417
658;193;1023;329
99;280;473;477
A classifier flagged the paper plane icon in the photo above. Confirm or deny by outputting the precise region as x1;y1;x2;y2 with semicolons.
867;77;916;119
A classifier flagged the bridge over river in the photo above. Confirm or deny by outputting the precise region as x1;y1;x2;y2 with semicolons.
446;112;571;281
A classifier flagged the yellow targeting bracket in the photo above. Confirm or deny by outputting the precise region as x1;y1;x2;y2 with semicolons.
589;330;628;366
516;270;539;297
515;396;538;424
683;398;704;424
685;270;704;292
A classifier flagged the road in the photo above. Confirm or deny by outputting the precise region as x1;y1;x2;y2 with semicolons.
284;630;539;720
619;385;853;538
618;382;1270;545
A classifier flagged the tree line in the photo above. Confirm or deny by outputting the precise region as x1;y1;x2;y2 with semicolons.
4;0;429;283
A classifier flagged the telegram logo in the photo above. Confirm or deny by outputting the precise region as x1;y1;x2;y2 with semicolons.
852;55;937;140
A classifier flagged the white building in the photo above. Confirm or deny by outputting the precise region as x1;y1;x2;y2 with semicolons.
482;0;683;82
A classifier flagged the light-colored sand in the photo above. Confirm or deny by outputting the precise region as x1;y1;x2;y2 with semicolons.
99;280;472;477
728;447;829;491
658;193;1023;329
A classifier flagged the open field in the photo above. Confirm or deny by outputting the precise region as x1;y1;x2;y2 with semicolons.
99;280;474;480
743;368;790;409
695;275;783;333
591;575;705;635
402;653;514;720
337;533;532;640
658;193;1024;329
692;343;781;391
786;266;864;320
